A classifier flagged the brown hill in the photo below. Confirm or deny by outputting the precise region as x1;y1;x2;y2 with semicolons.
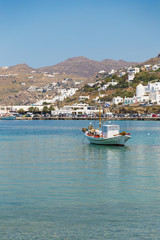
7;63;35;73
143;53;160;65
37;56;138;78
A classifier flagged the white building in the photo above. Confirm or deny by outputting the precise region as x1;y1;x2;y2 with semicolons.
51;103;100;116
79;96;90;101
88;83;95;87
59;88;78;97
124;97;135;105
99;70;106;74
43;73;55;78
136;83;146;97
74;82;81;85
144;65;151;70
27;86;37;91
118;72;126;77
135;95;149;103
108;69;117;75
2;66;8;70
146;82;160;93
92;96;100;102
149;92;160;104
127;67;140;74
113;96;123;105
124;95;149;105
48;74;55;78
0;105;44;115
35;88;78;106
98;80;118;91
124;82;160;105
51;82;57;87
128;73;135;82
99;84;110;91
152;65;160;71
127;67;140;82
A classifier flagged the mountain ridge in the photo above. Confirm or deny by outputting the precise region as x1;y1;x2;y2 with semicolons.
37;56;138;77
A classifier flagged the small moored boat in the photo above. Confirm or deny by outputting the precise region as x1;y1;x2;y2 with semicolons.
0;115;16;120
82;103;131;146
82;124;131;146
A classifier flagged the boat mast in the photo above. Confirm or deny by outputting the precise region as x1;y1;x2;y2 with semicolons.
98;93;101;128
99;104;101;128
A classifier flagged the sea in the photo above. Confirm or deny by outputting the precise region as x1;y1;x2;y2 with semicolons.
0;120;160;240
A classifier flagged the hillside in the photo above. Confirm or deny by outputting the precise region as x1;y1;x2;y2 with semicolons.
0;63;87;105
143;53;160;65
37;56;138;78
0;54;159;106
63;65;160;106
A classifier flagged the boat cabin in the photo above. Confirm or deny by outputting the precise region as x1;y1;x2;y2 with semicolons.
102;125;119;138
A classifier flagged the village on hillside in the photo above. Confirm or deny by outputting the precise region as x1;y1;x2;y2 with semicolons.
0;54;160;118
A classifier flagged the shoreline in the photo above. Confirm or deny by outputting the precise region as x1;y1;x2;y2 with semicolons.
1;116;160;121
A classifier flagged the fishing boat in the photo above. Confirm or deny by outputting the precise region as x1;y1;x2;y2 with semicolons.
82;105;131;146
82;124;131;146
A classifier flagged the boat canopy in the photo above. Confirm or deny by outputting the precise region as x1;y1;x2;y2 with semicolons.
102;125;119;138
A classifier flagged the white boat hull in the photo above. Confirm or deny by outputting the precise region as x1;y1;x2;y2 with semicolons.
85;134;131;146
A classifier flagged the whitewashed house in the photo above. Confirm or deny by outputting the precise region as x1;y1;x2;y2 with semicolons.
118;72;126;77
144;65;151;70
149;92;160;104
152;65;160;71
79;96;90;101
127;73;135;82
127;67;140;74
113;96;123;105
146;82;160;93
88;83;95;87
27;86;37;91
108;69;117;75
124;97;135;105
99;70;106;74
98;80;118;91
74;82;81;85
127;67;140;82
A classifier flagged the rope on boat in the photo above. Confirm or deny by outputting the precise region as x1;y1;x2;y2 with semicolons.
82;135;86;144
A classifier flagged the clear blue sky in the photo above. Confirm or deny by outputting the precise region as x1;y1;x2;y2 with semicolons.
0;0;160;67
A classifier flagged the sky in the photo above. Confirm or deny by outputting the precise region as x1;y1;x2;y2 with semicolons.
0;0;160;68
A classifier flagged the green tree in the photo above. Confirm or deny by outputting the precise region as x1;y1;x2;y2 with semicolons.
48;105;55;113
43;101;50;105
28;107;34;113
42;106;49;114
33;107;39;114
18;108;25;114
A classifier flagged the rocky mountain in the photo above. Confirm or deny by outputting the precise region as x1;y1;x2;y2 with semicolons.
37;56;138;78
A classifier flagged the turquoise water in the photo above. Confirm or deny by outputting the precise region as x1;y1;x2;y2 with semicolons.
0;120;160;240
